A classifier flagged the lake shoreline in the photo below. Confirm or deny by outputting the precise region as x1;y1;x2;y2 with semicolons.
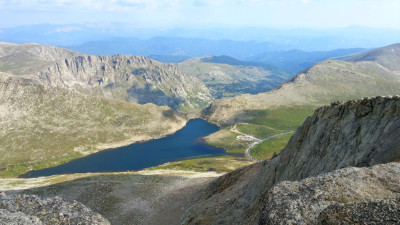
21;119;227;178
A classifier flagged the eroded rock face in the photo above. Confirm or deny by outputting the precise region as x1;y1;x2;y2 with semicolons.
259;162;400;224
182;96;400;224
0;192;110;225
38;55;212;111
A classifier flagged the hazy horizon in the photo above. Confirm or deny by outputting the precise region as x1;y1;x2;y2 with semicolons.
0;0;399;29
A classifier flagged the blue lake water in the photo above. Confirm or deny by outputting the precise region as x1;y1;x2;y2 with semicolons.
22;119;227;178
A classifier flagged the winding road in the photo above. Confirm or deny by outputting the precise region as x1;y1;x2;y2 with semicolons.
244;131;294;162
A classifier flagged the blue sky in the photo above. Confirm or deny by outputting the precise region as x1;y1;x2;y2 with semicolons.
0;0;400;29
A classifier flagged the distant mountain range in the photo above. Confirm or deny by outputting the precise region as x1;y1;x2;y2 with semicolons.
66;37;282;60
248;48;366;75
63;37;368;75
1;23;400;50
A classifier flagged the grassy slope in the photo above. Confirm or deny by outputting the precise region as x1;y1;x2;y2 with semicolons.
148;155;252;172
202;55;400;161
0;75;186;177
251;133;293;160
202;105;315;160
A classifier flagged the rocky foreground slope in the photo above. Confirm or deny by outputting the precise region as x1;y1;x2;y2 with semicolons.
182;96;400;224
0;192;110;224
260;162;400;224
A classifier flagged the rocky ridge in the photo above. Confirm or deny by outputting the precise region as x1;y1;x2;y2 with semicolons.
0;42;81;76
0;42;213;112
346;43;400;71
182;96;400;224
39;54;212;111
0;192;109;224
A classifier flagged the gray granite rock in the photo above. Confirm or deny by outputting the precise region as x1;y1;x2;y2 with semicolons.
318;198;400;225
0;192;109;225
259;162;400;224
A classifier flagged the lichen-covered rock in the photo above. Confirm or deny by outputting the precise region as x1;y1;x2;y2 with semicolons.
317;198;400;225
182;96;400;224
0;209;42;225
259;162;400;224
0;192;110;225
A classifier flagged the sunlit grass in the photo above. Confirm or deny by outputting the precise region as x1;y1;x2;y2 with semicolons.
147;155;252;172
251;133;293;160
236;123;281;139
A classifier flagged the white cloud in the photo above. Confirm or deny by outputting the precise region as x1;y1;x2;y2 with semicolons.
299;0;310;4
0;0;149;11
0;0;399;29
53;26;82;33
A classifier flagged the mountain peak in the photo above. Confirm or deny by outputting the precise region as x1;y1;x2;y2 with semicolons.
345;43;400;71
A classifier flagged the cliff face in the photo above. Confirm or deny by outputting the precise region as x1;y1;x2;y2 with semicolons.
182;96;400;224
38;55;212;111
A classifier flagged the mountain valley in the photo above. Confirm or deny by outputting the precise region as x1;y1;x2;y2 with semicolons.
200;44;400;162
0;41;400;224
176;55;288;98
1;0;400;224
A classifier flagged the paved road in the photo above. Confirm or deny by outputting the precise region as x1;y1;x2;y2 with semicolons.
245;131;294;162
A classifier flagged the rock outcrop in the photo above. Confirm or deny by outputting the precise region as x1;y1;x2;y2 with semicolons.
0;192;110;224
182;96;400;224
318;198;400;225
260;162;400;224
